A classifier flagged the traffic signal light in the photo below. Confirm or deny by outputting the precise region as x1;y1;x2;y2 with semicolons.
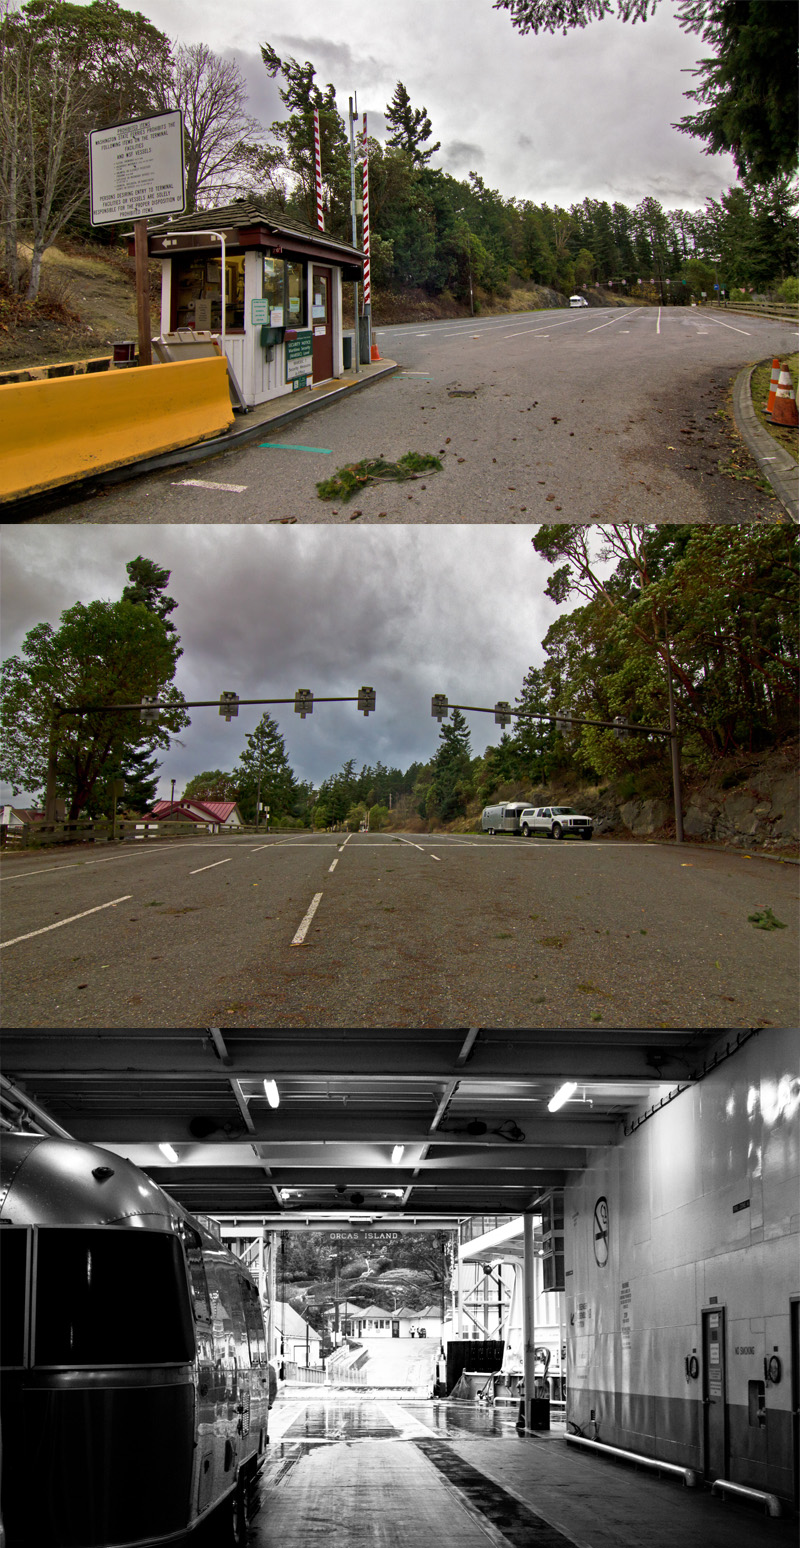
219;692;239;721
431;694;449;722
358;686;376;716
295;689;313;718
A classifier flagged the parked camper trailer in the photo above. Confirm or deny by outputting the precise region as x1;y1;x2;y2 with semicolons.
481;802;529;835
0;1132;270;1548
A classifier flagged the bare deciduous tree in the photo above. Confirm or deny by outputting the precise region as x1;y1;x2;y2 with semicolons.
161;43;261;211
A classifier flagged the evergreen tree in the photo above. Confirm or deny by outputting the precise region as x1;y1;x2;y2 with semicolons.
260;44;351;236
235;712;297;824
427;707;473;821
385;81;440;166
183;770;240;801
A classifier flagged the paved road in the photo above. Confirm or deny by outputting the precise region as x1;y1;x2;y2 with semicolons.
34;306;798;523
2;833;796;1028
247;1395;795;1548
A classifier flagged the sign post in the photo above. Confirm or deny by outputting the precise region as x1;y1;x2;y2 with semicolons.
89;110;185;366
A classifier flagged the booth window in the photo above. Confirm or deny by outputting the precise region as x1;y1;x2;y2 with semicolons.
263;255;306;327
172;250;245;332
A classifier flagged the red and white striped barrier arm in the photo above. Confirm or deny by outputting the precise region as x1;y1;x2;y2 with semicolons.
314;108;324;230
362;113;371;307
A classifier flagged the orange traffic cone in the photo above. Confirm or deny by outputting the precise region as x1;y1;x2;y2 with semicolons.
770;367;799;428
765;358;780;415
370;340;381;362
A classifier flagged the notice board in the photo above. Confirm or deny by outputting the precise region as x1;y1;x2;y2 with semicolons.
286;330;313;382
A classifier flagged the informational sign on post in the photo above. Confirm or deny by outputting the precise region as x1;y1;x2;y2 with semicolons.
89;110;185;226
286;330;313;382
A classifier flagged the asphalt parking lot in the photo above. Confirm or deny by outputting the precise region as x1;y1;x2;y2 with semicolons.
1;832;796;1028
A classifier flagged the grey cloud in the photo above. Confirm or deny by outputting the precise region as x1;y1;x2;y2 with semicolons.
1;527;563;803
446;141;484;167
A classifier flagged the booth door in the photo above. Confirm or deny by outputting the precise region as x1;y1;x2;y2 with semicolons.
311;267;333;382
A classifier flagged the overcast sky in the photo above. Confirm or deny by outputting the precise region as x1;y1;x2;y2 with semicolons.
124;0;735;212
0;524;594;805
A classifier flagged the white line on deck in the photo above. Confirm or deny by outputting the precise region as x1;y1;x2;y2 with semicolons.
291;892;323;945
328;857;339;873
174;480;248;492
189;859;231;875
1;895;132;949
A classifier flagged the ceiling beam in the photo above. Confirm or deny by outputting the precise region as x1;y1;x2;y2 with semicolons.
0;1030;715;1080
58;1111;611;1146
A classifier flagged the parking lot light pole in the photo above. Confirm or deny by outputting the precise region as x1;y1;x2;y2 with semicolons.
432;695;684;845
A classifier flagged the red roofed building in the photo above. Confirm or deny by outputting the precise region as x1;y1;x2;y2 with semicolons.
148;799;243;830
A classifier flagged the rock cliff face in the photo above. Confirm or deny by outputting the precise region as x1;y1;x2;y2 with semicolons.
612;744;798;850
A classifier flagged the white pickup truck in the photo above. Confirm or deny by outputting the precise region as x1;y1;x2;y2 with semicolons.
519;806;593;840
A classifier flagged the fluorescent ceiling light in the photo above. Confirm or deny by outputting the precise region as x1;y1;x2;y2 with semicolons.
263;1079;280;1109
158;1142;179;1163
548;1081;578;1113
391;1144;405;1165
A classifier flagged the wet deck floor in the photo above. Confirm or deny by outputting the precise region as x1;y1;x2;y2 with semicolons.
247;1396;796;1548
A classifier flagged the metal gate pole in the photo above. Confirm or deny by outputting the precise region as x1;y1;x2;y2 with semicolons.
522;1213;536;1430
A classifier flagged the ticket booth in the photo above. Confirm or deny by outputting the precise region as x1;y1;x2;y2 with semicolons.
133;201;364;409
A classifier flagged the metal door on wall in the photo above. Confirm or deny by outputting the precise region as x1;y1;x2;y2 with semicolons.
702;1307;728;1479
311;267;333;382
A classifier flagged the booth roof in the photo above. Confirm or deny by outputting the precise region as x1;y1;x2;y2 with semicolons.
147;200;364;262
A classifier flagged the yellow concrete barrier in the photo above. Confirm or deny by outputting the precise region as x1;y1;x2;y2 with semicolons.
0;356;235;504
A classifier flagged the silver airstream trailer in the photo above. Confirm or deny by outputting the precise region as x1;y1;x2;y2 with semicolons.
481;802;529;835
0;1133;270;1548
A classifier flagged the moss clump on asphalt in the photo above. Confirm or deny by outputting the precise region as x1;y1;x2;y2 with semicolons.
750;353;799;464
316;451;443;502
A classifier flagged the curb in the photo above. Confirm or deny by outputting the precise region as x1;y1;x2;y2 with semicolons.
5;359;399;519
732;360;798;522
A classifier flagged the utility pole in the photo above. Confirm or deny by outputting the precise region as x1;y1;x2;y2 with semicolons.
348;95;361;375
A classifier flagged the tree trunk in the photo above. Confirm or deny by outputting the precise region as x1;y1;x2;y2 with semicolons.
25;239;43;300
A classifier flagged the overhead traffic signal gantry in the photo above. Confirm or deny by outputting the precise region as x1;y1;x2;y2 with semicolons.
44;687;379;823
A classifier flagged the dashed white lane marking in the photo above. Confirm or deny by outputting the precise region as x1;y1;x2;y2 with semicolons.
174;479;248;492
430;854;441;862
656;307;661;335
1;895;132;949
291;891;323;945
341;833;353;848
328;857;339;873
189;859;231;875
395;838;427;852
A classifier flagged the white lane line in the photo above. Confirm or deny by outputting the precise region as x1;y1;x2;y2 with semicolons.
702;315;752;336
430;854;441;862
341;833;353;848
328;857;339;873
0;847;189;881
174;479;248;492
503;320;576;339
250;844;274;853
586;309;643;334
189;858;231;875
395;837;427;853
656;308;661;335
1;895;132;949
291;891;323;945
